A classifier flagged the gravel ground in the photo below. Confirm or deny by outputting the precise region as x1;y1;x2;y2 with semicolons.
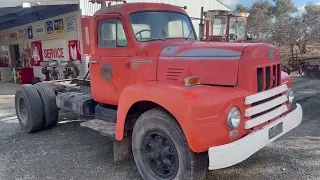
0;77;319;180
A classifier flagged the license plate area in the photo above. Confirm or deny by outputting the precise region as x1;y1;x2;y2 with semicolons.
268;122;283;140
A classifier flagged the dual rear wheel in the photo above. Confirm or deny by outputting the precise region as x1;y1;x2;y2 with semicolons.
15;83;58;132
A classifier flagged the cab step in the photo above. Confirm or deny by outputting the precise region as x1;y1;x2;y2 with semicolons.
80;119;116;137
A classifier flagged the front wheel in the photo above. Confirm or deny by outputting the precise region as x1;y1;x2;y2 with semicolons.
132;108;208;180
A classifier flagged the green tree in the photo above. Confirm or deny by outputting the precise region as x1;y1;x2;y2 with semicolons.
271;0;298;18
234;4;249;13
247;0;273;42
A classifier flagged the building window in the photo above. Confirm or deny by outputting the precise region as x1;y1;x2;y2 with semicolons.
98;19;128;48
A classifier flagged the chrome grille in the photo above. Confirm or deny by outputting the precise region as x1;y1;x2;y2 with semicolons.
257;64;281;92
245;84;289;129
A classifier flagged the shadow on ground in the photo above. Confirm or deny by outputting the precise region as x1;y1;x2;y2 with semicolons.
0;82;19;96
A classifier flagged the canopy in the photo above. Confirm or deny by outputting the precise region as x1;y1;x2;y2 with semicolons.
0;0;79;30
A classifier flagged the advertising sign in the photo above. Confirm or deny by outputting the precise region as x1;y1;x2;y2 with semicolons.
27;26;33;39
36;27;44;33
68;40;81;61
45;21;54;34
31;41;43;66
42;39;68;61
66;16;76;32
54;19;65;34
33;23;45;37
43;48;65;60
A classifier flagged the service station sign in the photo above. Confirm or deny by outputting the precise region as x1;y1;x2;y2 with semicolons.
42;39;69;62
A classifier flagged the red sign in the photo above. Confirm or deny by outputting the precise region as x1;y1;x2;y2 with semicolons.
68;40;81;61
44;48;65;59
31;41;43;66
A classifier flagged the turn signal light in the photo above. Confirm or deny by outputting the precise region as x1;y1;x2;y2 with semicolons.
185;76;200;87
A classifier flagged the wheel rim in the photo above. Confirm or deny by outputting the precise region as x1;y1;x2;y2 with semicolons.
142;130;179;179
17;97;28;124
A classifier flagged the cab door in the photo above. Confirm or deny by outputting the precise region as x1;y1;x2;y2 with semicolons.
90;14;131;105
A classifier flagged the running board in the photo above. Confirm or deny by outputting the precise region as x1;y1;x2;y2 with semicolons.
80;119;116;137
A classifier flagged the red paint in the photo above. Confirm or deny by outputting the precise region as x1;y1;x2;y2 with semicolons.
9;32;17;39
68;40;81;61
43;48;64;59
82;2;293;153
31;41;43;66
18;68;34;84
205;20;210;41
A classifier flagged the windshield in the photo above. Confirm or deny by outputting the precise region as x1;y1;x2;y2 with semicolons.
229;17;246;41
212;16;227;36
237;17;246;40
130;11;197;42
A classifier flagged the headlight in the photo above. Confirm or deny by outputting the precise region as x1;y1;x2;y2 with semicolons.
287;89;294;104
227;107;241;129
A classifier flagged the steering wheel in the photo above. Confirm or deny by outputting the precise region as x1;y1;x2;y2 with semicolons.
134;29;151;39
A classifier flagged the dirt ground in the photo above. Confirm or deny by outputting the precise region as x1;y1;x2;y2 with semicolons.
0;77;319;180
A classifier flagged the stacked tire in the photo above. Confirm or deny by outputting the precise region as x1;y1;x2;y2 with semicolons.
15;83;58;133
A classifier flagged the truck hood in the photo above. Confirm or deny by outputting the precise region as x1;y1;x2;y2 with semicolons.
157;41;251;86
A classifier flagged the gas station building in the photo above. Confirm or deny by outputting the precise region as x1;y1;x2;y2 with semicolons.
0;0;230;83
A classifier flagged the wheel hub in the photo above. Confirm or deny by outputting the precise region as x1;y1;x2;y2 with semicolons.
143;131;179;178
18;97;28;124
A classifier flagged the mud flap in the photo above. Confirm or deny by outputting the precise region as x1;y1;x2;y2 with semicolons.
113;135;132;162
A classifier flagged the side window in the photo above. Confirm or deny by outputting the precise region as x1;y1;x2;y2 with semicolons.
229;17;236;41
98;19;128;48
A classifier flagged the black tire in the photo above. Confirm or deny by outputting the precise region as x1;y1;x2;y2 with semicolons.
34;82;58;129
132;108;208;180
32;77;41;85
15;84;44;133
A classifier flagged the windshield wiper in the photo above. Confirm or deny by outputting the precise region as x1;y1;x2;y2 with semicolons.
186;30;194;40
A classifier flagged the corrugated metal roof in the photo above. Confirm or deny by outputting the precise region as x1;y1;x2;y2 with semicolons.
80;0;231;16
79;0;101;16
0;0;78;8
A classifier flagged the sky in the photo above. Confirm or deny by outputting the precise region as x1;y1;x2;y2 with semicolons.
220;0;320;11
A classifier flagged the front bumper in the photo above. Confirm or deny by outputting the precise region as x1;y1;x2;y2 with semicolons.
208;103;303;170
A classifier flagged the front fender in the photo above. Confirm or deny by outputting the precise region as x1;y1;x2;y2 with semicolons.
115;81;245;152
281;71;292;88
115;82;194;141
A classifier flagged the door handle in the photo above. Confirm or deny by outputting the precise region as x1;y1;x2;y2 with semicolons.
90;60;99;64
125;62;130;68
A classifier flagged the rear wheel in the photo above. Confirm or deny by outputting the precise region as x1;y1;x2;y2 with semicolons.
132;108;208;180
34;82;59;129
15;84;44;132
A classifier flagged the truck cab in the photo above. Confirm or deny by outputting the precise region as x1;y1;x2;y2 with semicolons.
15;2;303;180
199;9;251;42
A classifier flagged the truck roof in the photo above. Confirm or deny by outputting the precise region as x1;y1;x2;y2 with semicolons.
94;2;188;16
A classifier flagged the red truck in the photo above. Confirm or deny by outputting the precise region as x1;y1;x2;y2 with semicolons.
15;2;303;180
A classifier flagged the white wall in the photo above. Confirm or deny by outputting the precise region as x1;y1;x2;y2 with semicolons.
79;0;101;16
0;10;86;80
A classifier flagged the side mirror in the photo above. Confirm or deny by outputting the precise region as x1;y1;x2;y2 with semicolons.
198;23;205;41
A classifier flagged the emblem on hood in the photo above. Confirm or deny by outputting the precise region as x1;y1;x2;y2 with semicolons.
268;48;275;60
